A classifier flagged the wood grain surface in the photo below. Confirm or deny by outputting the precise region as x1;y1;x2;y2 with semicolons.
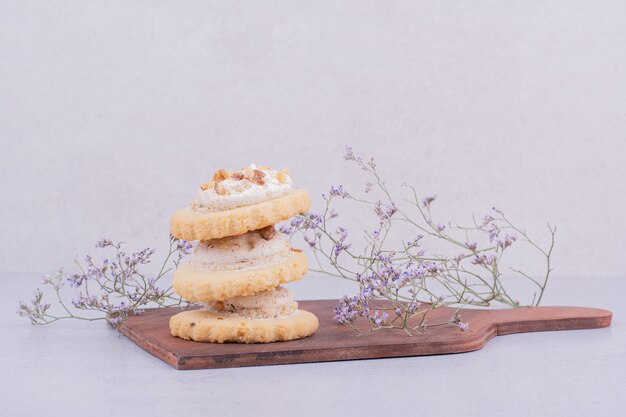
115;300;612;370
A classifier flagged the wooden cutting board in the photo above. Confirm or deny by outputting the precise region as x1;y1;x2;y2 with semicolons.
115;300;612;370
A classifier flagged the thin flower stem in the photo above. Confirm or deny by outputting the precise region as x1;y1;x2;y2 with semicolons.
18;237;194;326
285;146;556;334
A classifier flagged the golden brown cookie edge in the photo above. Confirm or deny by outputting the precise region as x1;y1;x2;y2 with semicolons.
169;308;319;343
172;250;308;302
170;188;311;240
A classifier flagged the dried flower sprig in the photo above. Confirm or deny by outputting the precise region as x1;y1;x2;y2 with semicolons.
281;146;556;335
18;236;194;326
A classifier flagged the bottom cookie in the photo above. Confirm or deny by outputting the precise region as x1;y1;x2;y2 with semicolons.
169;308;319;343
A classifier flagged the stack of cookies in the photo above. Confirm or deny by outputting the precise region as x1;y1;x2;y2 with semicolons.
169;164;319;343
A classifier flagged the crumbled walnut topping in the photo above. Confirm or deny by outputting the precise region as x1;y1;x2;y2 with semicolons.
212;169;231;182
231;172;245;180
200;181;215;190
259;225;276;240
204;165;284;190
250;169;266;185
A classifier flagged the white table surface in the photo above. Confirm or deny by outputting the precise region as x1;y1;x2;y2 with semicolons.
2;273;624;417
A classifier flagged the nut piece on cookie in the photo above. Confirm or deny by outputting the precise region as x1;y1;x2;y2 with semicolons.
276;168;290;184
250;169;266;185
231;172;245;180
259;225;276;240
200;181;215;191
212;169;231;182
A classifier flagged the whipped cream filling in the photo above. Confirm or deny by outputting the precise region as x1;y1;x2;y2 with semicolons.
189;228;291;271
193;164;294;212
204;286;298;319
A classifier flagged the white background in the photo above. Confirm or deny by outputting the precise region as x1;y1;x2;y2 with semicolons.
1;1;625;284
1;2;625;417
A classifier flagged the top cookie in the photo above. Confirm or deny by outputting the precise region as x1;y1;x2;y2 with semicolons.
171;164;311;241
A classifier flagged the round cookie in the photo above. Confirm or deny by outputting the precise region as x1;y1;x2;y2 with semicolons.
172;249;308;301
169;308;319;343
170;188;311;241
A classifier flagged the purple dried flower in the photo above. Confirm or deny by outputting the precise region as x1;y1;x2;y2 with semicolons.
482;215;495;226
67;274;86;288
278;224;293;234
497;234;518;249
71;294;102;309
343;145;372;171
304;235;317;248
330;185;350;198
426;262;439;274
465;242;478;251
407;235;424;248
374;201;397;222
334;242;343;255
471;254;498;266
369;310;389;326
304;212;324;228
408;302;420;314
487;223;499;242
95;238;113;248
422;195;437;207
176;239;194;255
334;295;360;324
369;228;381;241
343;145;354;161
18;234;199;326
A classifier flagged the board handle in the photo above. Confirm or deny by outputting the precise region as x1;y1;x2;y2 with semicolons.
480;306;612;335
